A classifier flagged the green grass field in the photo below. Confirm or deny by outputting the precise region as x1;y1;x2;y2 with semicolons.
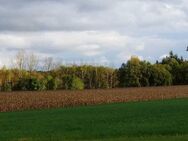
0;99;188;141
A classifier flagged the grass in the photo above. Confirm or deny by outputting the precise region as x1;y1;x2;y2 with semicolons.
0;99;188;141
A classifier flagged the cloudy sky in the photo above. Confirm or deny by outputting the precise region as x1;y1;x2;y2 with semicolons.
0;0;188;67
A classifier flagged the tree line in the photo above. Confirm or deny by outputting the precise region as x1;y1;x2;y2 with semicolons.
0;50;187;91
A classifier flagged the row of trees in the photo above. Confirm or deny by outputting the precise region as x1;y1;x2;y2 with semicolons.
0;65;117;91
118;51;188;87
0;51;187;91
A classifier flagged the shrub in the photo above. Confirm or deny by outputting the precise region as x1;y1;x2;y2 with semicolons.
71;77;84;90
14;77;44;91
14;78;29;91
45;75;58;90
30;78;42;90
62;75;84;90
2;82;12;92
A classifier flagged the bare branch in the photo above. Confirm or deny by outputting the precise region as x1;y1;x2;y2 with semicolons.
12;49;26;70
26;52;39;72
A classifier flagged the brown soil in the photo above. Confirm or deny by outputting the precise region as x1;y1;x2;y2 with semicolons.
0;85;188;112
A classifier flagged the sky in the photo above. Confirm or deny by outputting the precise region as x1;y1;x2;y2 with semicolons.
0;0;188;67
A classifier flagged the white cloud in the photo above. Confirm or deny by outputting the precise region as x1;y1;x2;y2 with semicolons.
0;34;26;48
0;0;187;67
0;30;186;67
159;54;169;59
135;43;145;51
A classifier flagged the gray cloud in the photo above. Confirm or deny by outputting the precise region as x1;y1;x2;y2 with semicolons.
0;0;187;33
0;0;187;67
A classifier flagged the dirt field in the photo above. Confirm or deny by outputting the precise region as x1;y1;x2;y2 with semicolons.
0;85;188;112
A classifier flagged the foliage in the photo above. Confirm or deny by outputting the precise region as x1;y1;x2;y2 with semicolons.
2;82;12;92
62;75;84;90
123;57;141;87
0;51;187;91
149;64;172;86
45;75;59;90
57;65;116;89
71;76;84;90
14;77;44;91
118;57;151;87
175;62;188;85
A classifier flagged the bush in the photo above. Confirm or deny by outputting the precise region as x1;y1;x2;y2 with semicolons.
62;75;84;90
14;77;44;91
62;75;73;90
45;75;58;90
30;78;42;90
2;82;12;92
71;77;84;90
14;78;29;91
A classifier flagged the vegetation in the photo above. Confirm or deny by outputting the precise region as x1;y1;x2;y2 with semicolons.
0;50;187;91
0;99;188;141
62;75;84;90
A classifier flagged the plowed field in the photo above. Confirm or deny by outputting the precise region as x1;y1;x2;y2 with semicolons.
0;86;188;112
